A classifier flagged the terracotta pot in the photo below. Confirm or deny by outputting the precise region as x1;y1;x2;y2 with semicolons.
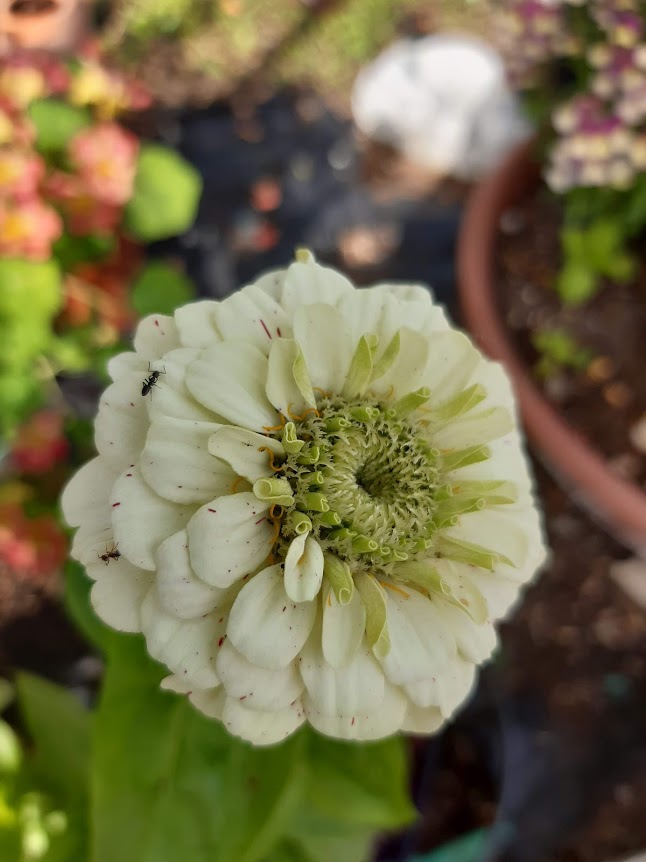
457;138;646;554
0;0;89;54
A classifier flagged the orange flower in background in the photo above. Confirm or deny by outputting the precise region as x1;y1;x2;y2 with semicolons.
0;503;67;585
0;147;45;201
45;170;121;236
0;51;70;108
10;410;69;476
69;59;152;120
69;123;139;206
0;198;62;260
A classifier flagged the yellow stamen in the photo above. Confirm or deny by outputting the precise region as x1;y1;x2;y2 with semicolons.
230;476;245;493
313;386;331;398
269;504;284;521
381;581;410;599
258;446;283;472
287;403;320;421
262;415;287;433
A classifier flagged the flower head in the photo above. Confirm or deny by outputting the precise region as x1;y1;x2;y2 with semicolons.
0;198;62;260
68;123;139;207
0;147;45;201
62;254;546;745
45;170;121;236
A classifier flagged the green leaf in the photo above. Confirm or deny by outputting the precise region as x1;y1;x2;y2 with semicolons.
52;233;115;270
303;730;415;830
92;632;306;862
131;262;195;316
268;811;375;862
125;144;202;242
15;673;90;804
27;99;91;153
556;262;597;305
0;259;61;317
63;560;111;653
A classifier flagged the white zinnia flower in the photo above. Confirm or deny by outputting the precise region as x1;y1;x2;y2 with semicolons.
62;251;546;746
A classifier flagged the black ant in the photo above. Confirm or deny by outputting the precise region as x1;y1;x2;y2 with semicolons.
141;363;166;397
98;542;121;565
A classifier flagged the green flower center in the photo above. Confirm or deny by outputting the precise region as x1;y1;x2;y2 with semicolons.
268;395;445;577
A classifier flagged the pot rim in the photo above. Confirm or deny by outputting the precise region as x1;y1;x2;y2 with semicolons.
457;138;646;549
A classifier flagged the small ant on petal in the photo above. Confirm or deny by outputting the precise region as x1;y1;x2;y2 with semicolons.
141;363;166;397
98;543;121;565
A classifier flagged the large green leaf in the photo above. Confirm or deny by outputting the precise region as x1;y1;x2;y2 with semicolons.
28;99;91;153
15;673;90;805
131;261;195;316
303;730;416;829
92;633;306;862
124;144;202;242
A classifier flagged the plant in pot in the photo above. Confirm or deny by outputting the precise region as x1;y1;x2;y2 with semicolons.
458;0;646;552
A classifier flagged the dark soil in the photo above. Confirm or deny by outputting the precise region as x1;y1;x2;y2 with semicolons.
496;193;646;487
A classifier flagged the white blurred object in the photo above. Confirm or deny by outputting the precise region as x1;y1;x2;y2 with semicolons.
352;34;532;180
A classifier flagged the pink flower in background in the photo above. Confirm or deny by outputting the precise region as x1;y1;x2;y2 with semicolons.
10;411;69;476
0;504;67;585
0;148;45;201
46;170;121;236
0;198;62;260
69;123;139;206
0;51;69;107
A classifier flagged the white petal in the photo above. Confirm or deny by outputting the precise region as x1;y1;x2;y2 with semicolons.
89;559;153;633
293;304;353;393
140;416;234;505
221;697;304;746
432;596;497;664
405;656;476;719
284;534;324;603
185;342;278;432
227;564;317;670
212;284;290;354
174;300;221;348
265;338;316;417
187;493;273;588
141;587;223;688
379;585;456;685
464;569;525;620
321;584;366;669
145;348;218;424
300;623;385;715
423;331;480;407
372;283;450;336
431;407;513;450
216;640;303;710
189;687;225;718
208;426;285;484
155;530;223;619
133;314;181;360
304;682;407;741
160;674;195;695
369;328;430;398
401;702;445;735
111;467;195;570
442;510;529;572
107;351;147;382
95;372;149;471
61;456;117;527
337;289;402;349
279;259;354;313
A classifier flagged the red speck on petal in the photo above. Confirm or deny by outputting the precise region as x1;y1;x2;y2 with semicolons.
260;319;272;339
130;402;135;407
255;517;266;525
351;717;356;726
218;637;225;647
282;606;286;612
208;508;216;513
240;695;247;701
276;327;282;337
112;502;121;508
154;319;160;328
126;473;132;477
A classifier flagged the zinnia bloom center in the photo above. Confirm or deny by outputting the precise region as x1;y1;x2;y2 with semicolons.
266;395;440;577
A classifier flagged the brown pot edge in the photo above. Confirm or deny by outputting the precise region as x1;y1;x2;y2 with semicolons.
457;138;646;551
